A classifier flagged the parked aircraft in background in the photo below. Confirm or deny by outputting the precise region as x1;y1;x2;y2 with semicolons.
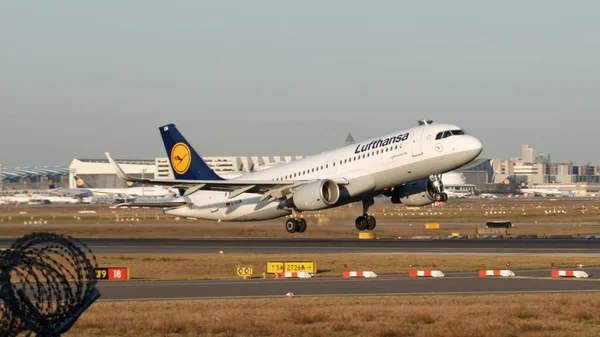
518;185;567;197
49;176;177;199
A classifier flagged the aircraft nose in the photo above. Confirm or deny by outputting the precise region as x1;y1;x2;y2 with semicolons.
467;135;483;156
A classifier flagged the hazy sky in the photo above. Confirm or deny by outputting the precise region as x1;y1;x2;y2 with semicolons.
1;1;599;167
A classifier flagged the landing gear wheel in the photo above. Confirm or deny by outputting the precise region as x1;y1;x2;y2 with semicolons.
298;218;307;233
434;193;443;202
355;217;368;231
285;219;299;233
366;216;376;230
440;193;448;202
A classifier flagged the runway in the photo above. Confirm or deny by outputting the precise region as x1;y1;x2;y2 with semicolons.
96;268;600;301
2;238;600;254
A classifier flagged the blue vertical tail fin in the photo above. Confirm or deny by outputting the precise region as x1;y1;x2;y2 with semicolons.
74;175;93;188
126;181;139;188
159;124;224;181
47;176;56;189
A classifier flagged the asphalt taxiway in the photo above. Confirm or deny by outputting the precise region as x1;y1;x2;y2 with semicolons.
96;268;600;301
2;238;599;254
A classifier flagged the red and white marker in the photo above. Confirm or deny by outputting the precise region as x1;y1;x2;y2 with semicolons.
551;270;589;278
479;263;515;277
409;263;444;277
342;271;378;278
278;272;313;279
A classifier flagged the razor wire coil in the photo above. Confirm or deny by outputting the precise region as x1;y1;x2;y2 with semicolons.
0;232;100;337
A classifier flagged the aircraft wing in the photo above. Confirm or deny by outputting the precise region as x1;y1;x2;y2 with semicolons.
48;188;91;198
105;152;348;200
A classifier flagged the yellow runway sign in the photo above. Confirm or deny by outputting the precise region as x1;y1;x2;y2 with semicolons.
267;261;316;274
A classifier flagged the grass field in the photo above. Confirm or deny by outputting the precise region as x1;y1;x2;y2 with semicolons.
68;294;600;336
95;253;599;280
1;198;600;239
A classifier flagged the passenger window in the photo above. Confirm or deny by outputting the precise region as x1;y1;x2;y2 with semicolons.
362;154;365;158
344;159;347;164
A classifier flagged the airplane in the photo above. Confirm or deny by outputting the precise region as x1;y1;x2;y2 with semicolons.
0;191;87;204
517;185;566;197
105;120;482;233
50;176;177;199
443;189;472;198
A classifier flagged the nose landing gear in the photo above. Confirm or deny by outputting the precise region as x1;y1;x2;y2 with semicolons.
430;174;448;202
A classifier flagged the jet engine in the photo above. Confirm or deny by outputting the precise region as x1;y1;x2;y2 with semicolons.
286;179;340;211
390;179;442;206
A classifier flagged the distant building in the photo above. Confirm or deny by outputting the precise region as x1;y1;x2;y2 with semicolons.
521;145;534;163
535;152;551;164
0;166;70;190
454;158;493;191
68;156;304;188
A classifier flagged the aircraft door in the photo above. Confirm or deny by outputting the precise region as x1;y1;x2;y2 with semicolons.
206;191;220;214
411;129;424;157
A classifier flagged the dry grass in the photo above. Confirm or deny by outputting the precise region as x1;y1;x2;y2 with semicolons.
67;293;600;336
96;253;600;280
3;221;600;239
2;199;600;239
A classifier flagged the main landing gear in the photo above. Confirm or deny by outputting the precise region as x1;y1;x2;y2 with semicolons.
285;210;307;233
355;198;376;231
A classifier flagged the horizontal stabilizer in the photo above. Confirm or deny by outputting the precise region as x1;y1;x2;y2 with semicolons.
113;201;189;208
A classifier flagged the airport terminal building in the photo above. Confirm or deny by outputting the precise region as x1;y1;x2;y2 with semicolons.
66;156;304;189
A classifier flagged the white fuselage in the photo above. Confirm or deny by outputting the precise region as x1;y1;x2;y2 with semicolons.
518;188;564;197
164;123;482;221
86;187;176;198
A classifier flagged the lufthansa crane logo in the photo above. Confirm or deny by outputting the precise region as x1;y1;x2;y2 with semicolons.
126;181;134;187
47;180;53;186
76;178;84;187
171;142;191;175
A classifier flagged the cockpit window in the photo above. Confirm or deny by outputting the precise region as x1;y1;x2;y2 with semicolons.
436;129;466;140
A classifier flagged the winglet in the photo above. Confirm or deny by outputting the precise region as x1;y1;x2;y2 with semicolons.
105;152;129;180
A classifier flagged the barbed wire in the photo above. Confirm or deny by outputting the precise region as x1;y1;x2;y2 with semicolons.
0;232;100;337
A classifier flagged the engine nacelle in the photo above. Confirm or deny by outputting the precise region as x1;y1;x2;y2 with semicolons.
286;180;340;211
390;179;438;206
